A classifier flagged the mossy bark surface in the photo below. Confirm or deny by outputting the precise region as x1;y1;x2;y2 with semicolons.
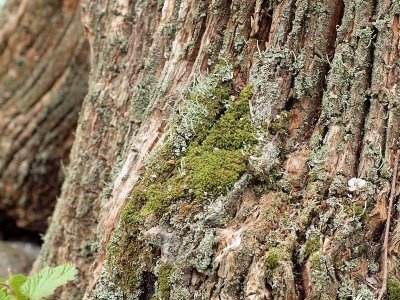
32;0;400;299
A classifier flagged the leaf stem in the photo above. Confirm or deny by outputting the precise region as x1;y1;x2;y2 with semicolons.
0;282;10;289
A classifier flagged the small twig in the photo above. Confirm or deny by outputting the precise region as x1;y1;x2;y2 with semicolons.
378;149;400;300
0;282;16;297
0;283;10;289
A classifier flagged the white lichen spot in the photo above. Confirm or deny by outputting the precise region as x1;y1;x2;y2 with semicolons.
348;178;367;192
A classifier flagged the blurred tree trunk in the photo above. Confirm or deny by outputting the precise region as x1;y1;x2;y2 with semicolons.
0;0;89;232
33;0;400;299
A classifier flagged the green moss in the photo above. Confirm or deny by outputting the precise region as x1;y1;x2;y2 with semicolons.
106;221;157;295
202;86;256;150
388;276;400;300
300;229;321;262
185;148;246;197
122;84;256;226
264;249;280;271
350;204;365;219
158;264;172;300
266;111;292;136
109;245;155;296
304;236;320;257
123;180;187;224
353;245;368;257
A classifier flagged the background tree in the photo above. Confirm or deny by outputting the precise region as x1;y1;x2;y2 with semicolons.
0;0;89;233
2;0;400;299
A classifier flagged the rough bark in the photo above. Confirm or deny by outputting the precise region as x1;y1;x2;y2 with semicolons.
0;0;89;232
33;0;400;299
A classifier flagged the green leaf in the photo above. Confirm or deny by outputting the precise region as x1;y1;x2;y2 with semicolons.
20;264;77;300
8;274;27;300
0;290;14;300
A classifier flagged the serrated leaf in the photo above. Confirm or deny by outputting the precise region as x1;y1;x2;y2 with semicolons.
20;264;77;300
8;274;27;300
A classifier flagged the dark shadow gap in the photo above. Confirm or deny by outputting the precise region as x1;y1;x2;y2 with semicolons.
0;211;42;245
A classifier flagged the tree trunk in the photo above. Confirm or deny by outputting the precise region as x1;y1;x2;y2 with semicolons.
0;0;89;232
31;0;400;299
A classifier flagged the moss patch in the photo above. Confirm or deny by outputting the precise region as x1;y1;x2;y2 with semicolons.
122;84;257;226
185;148;246;198
264;111;291;136
158;263;172;300
201;85;255;150
388;276;400;300
264;249;280;271
299;228;321;263
106;224;156;297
